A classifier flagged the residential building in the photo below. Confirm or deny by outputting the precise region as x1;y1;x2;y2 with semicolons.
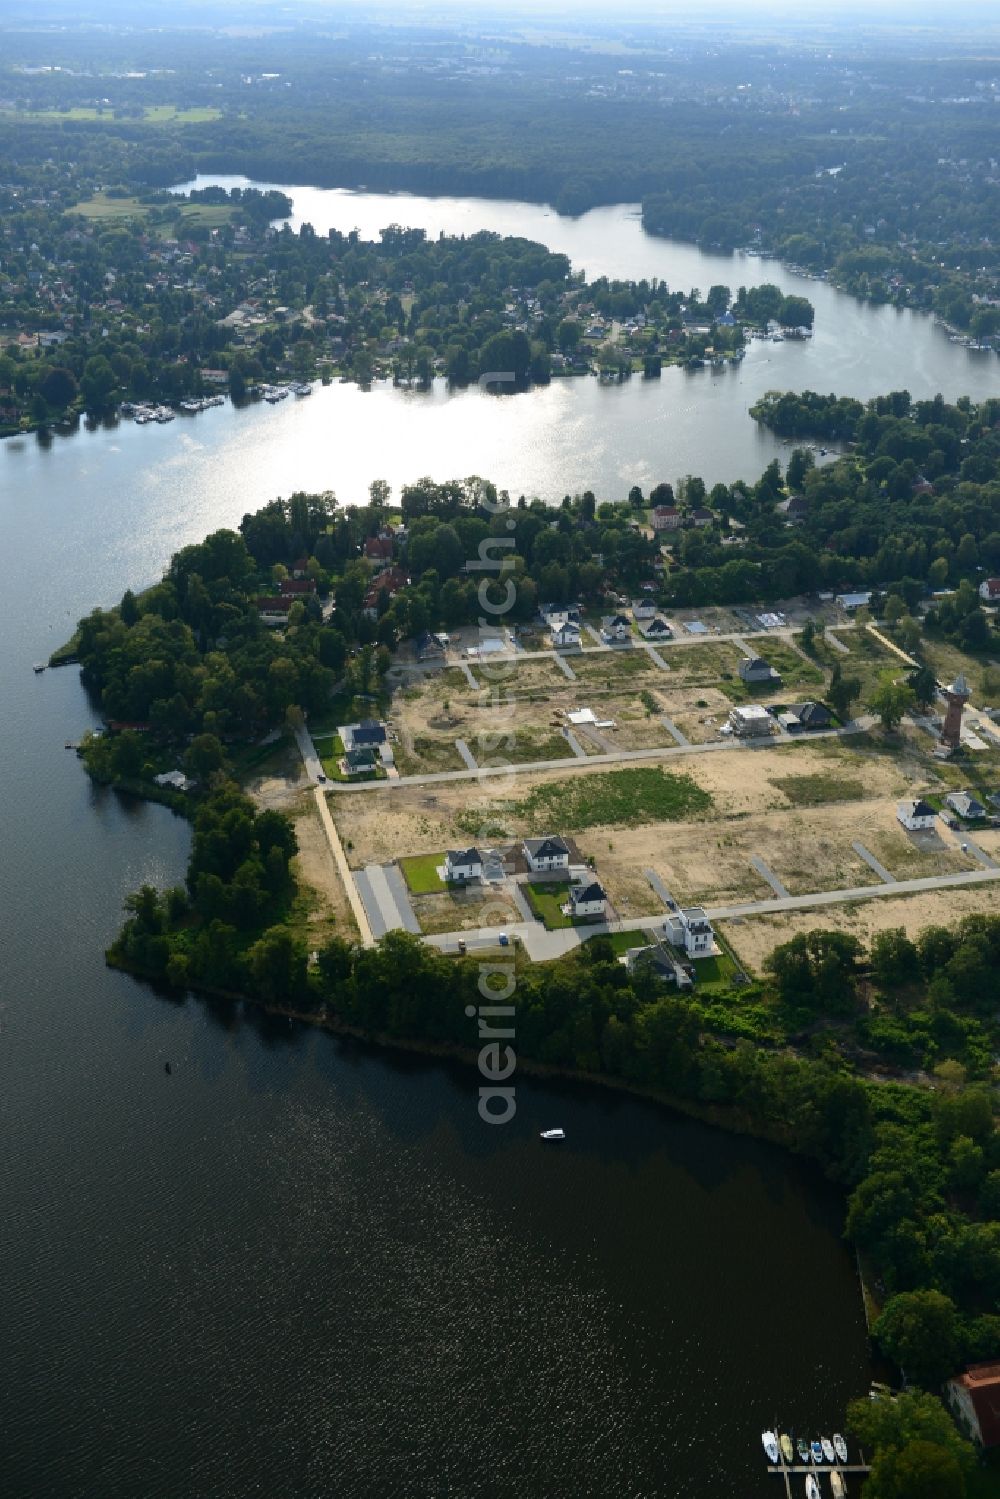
651;505;682;531
897;798;936;831
551;621;581;650
523;836;570;872
836;591;873;612
625;942;692;988
663;906;715;958
341;719;387;752
739;657;781;686
783;494;810;523
363;565;409;617
342;747;378;777
644;617;672;640
154;769;193;792
445;848;483;883
788;701;832;730
688;507;715;528
728;704;774;738
280;577;316;596
946;790;986;821
364;534;395;568
980;579;1000;602
415;630;447;661
256;595;293;623
946;1363;1000;1447
632;600;657;621
601;614;631;643
567;879;607;921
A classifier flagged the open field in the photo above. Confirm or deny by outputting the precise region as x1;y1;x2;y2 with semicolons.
569;649;660;684
721;883;1000;975
720;637;826;703
67;192;235;231
817;627;900;701
7;104;221;123
328;736;938;868
918;634;1000;699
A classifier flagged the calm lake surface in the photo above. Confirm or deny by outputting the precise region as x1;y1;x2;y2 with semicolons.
0;181;898;1499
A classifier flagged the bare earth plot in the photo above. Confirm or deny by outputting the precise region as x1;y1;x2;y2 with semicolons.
291;795;360;942
721;884;1000;973
412;887;522;935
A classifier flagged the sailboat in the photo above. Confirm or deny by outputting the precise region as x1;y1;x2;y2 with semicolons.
821;1438;835;1464
780;1433;795;1465
761;1431;779;1464
832;1434;848;1464
805;1476;821;1499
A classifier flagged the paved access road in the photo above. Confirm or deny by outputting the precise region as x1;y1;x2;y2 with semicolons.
321;714;876;793
425;864;1000;960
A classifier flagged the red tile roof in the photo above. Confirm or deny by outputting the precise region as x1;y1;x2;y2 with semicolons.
955;1364;1000;1446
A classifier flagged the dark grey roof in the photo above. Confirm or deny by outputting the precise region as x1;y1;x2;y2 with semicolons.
572;881;606;904
447;847;482;865
795;701;831;725
524;836;570;858
907;798;936;818
352;719;387;744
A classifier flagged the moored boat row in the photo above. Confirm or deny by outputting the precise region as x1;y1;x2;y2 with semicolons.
761;1427;849;1465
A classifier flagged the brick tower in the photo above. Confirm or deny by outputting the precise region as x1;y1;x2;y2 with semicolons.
941;673;970;751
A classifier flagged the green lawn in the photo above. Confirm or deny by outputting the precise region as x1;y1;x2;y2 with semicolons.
400;853;448;894
462;766;712;837
9;104;221;124
525;881;573;929
772;772;867;807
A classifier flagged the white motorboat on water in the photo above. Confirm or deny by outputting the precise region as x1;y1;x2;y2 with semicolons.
821;1438;835;1464
832;1434;847;1464
805;1476;821;1499
810;1440;824;1464
761;1431;779;1464
540;1128;565;1140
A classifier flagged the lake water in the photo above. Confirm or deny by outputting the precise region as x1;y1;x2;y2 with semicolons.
0;180;892;1498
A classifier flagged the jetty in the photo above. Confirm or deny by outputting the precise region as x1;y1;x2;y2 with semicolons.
766;1461;871;1496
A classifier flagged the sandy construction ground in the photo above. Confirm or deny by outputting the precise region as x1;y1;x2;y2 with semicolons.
291;794;360;942
412;887;522;935
722;883;1000;974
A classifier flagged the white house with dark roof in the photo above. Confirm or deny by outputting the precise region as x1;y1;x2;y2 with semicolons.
946;791;987;822
601;614;632;643
897;798;937;831
663;906;715;958
444;848;483;883
567;879;607;921
522;836;570;872
551;620;581;649
643;616;672;640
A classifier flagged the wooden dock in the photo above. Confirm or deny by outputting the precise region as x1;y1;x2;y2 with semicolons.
766;1462;871;1496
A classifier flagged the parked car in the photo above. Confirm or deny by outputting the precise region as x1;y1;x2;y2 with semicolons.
498;932;510;947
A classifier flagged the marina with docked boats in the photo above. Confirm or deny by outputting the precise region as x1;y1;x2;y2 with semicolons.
761;1427;869;1496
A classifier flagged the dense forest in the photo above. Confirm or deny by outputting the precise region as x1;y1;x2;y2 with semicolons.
1;12;996;333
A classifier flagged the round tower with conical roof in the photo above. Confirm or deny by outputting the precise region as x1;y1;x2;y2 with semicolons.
941;673;971;750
